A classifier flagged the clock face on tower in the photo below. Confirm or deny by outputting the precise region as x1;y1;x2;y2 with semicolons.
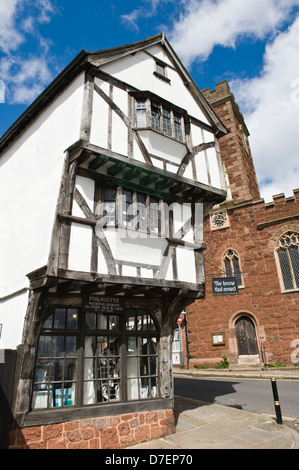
210;211;228;230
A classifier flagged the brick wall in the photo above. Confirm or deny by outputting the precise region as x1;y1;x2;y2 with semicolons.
202;81;260;203
184;192;299;368
8;408;175;449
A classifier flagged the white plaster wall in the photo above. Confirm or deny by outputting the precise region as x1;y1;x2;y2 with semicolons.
90;90;109;148
0;290;29;349
68;223;92;272
73;175;95;218
176;246;196;283
101;49;211;126
0;72;85;347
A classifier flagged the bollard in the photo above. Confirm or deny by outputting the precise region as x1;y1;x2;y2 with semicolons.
270;378;283;424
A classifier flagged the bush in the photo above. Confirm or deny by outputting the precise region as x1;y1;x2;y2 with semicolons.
214;355;229;369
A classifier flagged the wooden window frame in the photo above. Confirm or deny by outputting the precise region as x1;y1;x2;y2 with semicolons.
275;231;299;292
222;249;244;288
134;97;185;143
32;307;159;412
102;184;161;235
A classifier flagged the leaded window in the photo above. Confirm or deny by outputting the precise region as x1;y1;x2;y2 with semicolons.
101;186;161;234
32;308;159;410
135;97;184;142
223;249;243;286
276;231;299;291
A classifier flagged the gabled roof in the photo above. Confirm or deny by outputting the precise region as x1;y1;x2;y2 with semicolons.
0;33;228;154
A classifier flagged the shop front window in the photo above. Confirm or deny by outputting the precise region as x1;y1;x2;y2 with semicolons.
32;307;159;410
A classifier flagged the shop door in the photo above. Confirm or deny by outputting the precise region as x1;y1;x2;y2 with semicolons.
235;316;258;356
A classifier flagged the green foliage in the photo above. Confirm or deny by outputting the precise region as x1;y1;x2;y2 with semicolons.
269;361;285;368
214;355;229;369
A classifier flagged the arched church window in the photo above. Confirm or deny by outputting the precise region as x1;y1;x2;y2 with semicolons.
276;231;299;291
223;249;243;287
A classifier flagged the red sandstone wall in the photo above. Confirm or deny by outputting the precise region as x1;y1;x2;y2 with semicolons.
8;409;175;449
185;193;299;367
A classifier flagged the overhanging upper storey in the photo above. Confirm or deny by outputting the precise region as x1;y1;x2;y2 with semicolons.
67;141;226;206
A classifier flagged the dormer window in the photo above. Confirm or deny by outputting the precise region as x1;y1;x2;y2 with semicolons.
156;62;166;76
154;61;170;83
134;95;185;142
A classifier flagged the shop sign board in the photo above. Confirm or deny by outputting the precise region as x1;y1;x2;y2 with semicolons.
82;295;125;313
212;277;239;296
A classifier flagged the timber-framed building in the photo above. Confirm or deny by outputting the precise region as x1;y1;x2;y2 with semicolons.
0;34;227;449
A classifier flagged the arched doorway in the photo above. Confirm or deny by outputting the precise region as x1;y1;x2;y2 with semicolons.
235;316;259;357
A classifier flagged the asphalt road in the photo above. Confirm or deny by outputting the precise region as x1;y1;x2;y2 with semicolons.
174;376;299;419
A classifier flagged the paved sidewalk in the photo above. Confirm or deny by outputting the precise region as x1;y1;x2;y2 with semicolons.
129;368;299;450
129;395;299;450
172;366;299;380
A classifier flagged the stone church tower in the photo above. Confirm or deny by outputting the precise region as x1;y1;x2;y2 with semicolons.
179;81;299;369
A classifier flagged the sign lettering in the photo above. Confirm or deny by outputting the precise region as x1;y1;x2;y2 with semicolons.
82;295;125;314
212;277;239;296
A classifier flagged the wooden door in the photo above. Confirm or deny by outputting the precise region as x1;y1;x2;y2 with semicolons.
235;316;258;356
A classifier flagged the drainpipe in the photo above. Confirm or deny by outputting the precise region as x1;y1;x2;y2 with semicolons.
182;310;190;369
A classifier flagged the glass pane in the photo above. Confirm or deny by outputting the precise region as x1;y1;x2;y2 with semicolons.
63;383;74;406
32;386;49;409
127;356;138;378
149;337;157;354
84;381;96;405
278;250;294;290
65;336;77;356
127;378;139;400
97;336;108;356
140;355;148;376
84;358;95;380
149;356;157;375
84;336;96;357
52;336;64;357
108;337;120;356
85;313;96;330
162;107;171;136
67;309;78;329
34;359;49;383
128;337;137;355
109;380;120;401
37;335;51;357
224;258;233;277
108;315;119;330
50;359;63;381
137;193;147;230
140;378;149;399
42;314;53;329
54;309;66;329
151;101;160;131
126;315;136;330
51;384;63;407
290;247;299;288
65;358;76;380
97;314;107;329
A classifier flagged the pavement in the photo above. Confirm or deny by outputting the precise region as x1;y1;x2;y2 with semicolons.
129;368;299;450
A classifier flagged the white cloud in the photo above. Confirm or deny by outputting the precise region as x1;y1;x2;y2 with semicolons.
166;0;299;201
0;0;59;104
168;0;299;66
121;0;172;32
0;0;24;53
230;17;299;201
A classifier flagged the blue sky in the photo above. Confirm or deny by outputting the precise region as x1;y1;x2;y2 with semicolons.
1;0;299;202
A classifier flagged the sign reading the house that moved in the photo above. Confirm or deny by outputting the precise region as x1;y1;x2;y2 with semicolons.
212;277;239;296
82;295;125;314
